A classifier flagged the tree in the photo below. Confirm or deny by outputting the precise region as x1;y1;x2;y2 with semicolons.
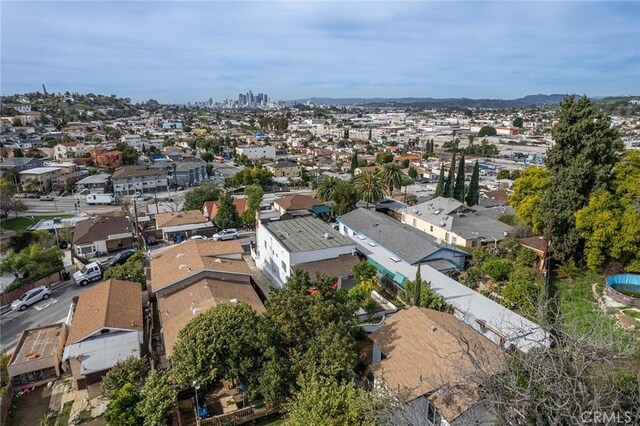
513;117;524;128
350;151;358;174
477;126;497;137
115;142;138;165
453;153;466;202
465;160;480;206
284;376;375;426
102;357;150;397
258;271;358;405
482;258;512;281
407;166;418;180
354;171;385;208
434;166;446;197
243;184;264;225
103;251;146;288
201;152;214;163
375;151;394;165
540;95;623;262
12;148;23;158
182;182;221;211
1;168;19;186
443;154;456;198
501;266;542;316
352;260;377;285
475;313;639;425
496;169;511;180
331;180;359;215
509;167;551;234
214;191;241;230
402;266;446;311
379;163;403;196
171;302;265;389
104;383;143;426
575;151;640;272
316;177;341;202
138;370;177;426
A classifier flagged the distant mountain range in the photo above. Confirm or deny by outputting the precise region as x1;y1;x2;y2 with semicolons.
286;94;568;108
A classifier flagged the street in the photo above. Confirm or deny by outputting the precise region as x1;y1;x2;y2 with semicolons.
0;280;89;352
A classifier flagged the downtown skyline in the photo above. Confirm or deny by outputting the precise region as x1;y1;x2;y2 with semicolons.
2;1;639;103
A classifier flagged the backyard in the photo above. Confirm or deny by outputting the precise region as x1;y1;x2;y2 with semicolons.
1;215;73;232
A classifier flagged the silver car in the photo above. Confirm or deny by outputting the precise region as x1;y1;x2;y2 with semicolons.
211;229;239;241
11;286;52;311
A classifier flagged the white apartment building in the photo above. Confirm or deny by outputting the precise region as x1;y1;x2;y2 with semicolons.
235;145;277;161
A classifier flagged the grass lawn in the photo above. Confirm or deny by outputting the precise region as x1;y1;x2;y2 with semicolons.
1;215;72;232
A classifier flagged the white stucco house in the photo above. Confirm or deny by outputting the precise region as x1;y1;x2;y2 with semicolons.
253;216;356;287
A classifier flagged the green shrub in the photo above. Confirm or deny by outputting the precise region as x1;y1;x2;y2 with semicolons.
482;258;513;282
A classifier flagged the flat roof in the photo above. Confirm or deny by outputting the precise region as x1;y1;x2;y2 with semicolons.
63;331;142;375
76;173;111;184
10;323;65;366
19;166;62;175
27;216;90;232
263;216;354;253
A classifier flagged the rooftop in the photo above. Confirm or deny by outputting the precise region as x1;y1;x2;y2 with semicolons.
73;215;133;245
158;278;265;357
339;208;462;264
266;161;299;169
370;307;504;422
273;194;321;212
155;210;209;229
75;173;111;185
63;330;142;375
293;253;359;278
18;166;62;175
149;240;249;293
112;166;164;179
10;323;65;366
263;216;354;253
66;279;143;345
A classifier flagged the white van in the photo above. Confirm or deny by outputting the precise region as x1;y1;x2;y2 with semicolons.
73;262;103;286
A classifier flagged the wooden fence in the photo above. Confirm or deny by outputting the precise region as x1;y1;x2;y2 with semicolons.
0;270;64;306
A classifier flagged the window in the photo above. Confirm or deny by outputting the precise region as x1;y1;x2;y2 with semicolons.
452;236;457;245
430;225;433;232
471;240;477;247
445;232;450;242
412;218;416;227
281;260;286;271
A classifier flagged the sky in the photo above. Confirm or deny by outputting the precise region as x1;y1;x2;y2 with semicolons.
1;1;639;103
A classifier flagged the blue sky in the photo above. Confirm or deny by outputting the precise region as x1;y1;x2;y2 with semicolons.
2;1;639;103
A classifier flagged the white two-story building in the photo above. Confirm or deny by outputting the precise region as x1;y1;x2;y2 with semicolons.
253;216;356;287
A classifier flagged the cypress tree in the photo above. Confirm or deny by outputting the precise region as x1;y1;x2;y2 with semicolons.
453;153;466;202
443;154;456;197
350;151;358;174
368;128;372;140
465;160;480;206
434;166;446;197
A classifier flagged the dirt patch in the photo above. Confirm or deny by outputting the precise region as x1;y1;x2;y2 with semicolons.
8;385;52;426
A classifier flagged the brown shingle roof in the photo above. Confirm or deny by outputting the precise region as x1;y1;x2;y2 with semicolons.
155;210;209;229
66;279;143;345
158;278;265;357
112;166;163;179
369;307;504;422
203;198;249;220
72;215;132;245
149;240;248;293
274;194;320;212
519;236;553;255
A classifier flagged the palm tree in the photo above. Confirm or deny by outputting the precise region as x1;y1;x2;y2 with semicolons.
316;177;341;202
354;172;385;208
379;163;403;196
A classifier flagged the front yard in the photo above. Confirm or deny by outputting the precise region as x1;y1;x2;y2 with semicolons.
1;215;72;232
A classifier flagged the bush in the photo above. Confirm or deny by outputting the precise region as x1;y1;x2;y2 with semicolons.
482;258;512;282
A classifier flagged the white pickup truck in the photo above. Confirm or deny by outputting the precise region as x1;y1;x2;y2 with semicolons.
73;262;103;286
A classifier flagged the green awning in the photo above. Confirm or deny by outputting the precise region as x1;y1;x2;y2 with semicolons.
366;258;395;279
311;205;331;214
393;272;407;286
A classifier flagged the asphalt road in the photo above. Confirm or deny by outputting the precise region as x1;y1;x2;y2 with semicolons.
0;280;94;352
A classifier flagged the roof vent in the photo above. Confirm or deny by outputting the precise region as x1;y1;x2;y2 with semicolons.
178;264;188;269
230;298;238;304
176;253;184;258
323;233;329;239
214;258;222;263
430;326;437;334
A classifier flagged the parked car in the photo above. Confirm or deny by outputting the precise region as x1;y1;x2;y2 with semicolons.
189;235;207;240
11;286;51;311
108;249;137;267
146;236;159;246
73;262;103;286
39;195;54;201
133;192;142;198
211;229;239;241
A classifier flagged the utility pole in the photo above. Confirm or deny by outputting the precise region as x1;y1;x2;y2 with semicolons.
132;199;140;243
